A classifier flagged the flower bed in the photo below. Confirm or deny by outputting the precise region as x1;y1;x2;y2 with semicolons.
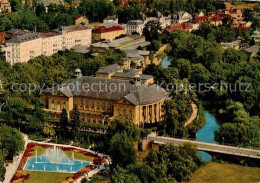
11;142;107;183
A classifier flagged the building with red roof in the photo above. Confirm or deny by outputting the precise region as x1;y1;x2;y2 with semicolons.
92;25;125;42
74;15;89;26
166;23;193;32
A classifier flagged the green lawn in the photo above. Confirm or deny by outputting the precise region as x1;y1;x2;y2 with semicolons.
33;145;94;162
25;171;72;183
189;162;260;183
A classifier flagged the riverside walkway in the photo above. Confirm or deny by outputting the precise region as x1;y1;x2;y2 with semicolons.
148;133;260;159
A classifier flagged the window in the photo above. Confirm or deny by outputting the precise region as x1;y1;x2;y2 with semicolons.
51;100;55;109
102;102;106;110
80;100;83;107
81;116;85;121
129;109;133;118
107;103;111;111
86;101;89;108
98;119;102;124
91;101;95;109
93;119;96;123
57;101;61;111
123;109;126;115
87;118;90;123
97;102;100;109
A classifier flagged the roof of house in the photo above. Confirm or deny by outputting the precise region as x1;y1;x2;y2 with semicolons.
193;16;208;23
112;71;153;80
91;35;145;48
74;15;88;21
52;25;93;33
96;64;123;74
42;76;166;105
6;29;28;35
166;23;193;31
40;32;61;38
244;45;259;53
104;15;118;20
7;32;41;43
93;26;124;33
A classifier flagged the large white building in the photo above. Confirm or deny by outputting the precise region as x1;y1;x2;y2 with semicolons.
172;11;193;24
41;32;62;56
52;25;93;50
4;25;93;65
6;33;42;65
126;20;145;35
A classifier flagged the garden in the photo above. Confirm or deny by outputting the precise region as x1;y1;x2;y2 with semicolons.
11;142;107;183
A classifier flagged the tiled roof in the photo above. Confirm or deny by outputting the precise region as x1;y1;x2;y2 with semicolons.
166;23;193;31
52;25;93;33
104;15;118;20
40;32;61;38
6;29;27;35
96;64;123;74
42;76;166;105
74;15;88;21
7;32;41;43
93;26;124;33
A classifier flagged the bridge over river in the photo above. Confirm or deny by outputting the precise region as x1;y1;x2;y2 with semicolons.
147;133;260;159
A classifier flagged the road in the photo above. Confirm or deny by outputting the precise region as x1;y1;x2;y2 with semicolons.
148;133;260;159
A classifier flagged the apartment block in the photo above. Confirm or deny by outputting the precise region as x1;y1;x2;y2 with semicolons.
4;25;93;65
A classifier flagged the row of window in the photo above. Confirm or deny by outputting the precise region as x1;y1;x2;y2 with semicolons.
51;100;66;111
118;108;133;118
75;100;112;111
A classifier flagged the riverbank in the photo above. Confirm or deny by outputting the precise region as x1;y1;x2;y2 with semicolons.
188;162;260;183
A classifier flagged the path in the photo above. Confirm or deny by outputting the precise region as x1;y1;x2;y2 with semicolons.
184;102;198;127
153;44;168;65
148;133;260;159
75;164;107;183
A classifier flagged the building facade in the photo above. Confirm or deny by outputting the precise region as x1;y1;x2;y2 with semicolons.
52;25;93;50
103;15;118;24
41;69;166;127
41;32;62;56
92;25;125;42
4;25;93;64
126;20;145;35
6;33;42;64
74;15;89;25
0;0;11;13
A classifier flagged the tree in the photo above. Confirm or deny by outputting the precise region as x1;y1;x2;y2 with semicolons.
0;153;5;182
145;143;204;182
222;48;242;64
143;20;162;41
60;107;69;138
0;124;24;160
109;132;137;167
148;40;160;51
35;3;46;16
111;166;141;183
70;107;81;141
243;9;254;22
43;125;56;137
171;58;191;79
190;63;211;83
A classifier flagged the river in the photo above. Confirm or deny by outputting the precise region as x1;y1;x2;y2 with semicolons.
161;56;220;162
196;111;220;162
